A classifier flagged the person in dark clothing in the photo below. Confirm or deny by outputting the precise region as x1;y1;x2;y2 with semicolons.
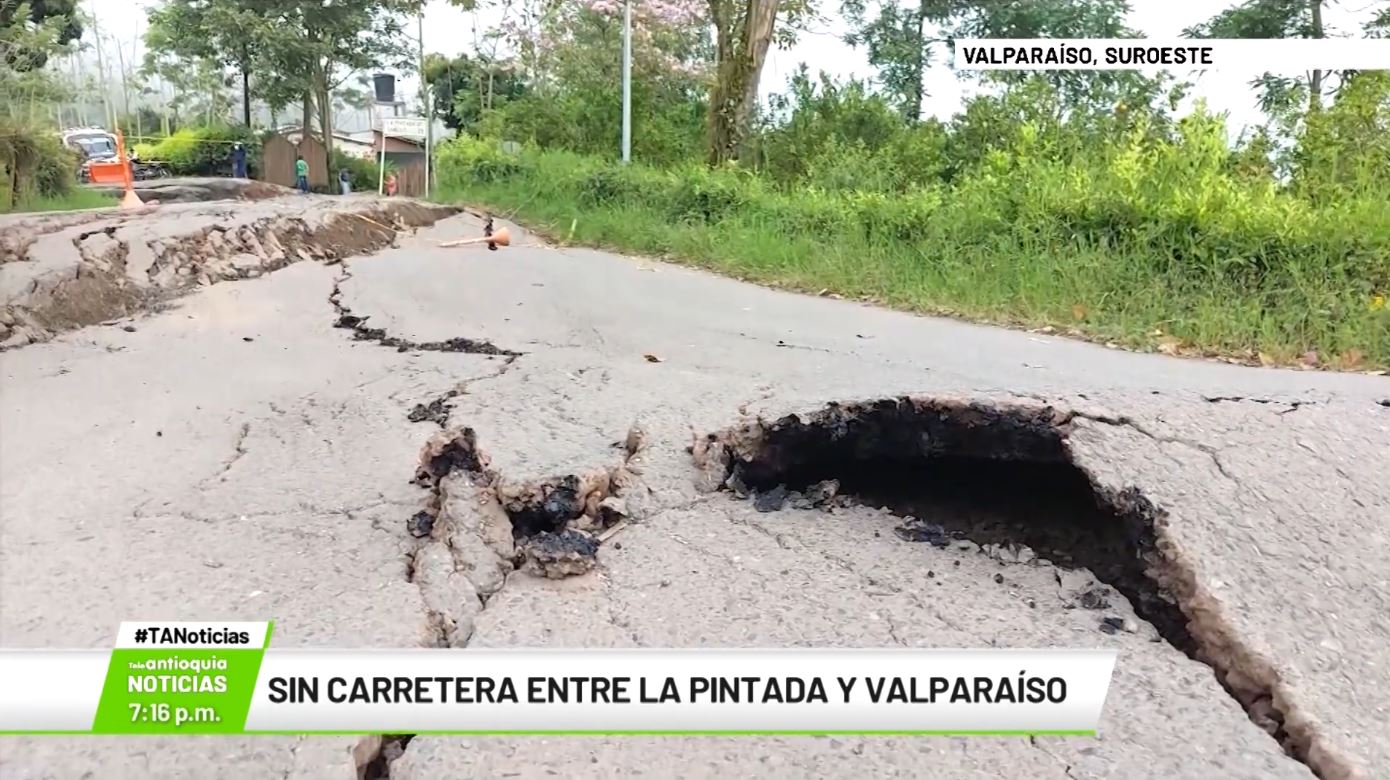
295;155;309;193
232;143;247;178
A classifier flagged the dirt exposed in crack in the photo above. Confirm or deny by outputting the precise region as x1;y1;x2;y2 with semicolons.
327;261;522;358
407;393;457;426
334;312;521;356
2;200;459;349
694;397;1327;779
359;734;414;780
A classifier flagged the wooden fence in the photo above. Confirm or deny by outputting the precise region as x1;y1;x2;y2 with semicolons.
262;134;329;189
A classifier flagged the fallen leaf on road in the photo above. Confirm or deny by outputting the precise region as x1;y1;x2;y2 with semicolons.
643;353;663;363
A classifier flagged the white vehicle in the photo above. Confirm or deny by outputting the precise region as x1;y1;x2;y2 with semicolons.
60;127;120;182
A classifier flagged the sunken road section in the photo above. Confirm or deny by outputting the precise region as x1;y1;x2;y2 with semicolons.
691;397;1327;779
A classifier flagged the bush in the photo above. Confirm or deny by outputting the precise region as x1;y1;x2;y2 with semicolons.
0;121;77;211
332;150;378;192
143;125;260;176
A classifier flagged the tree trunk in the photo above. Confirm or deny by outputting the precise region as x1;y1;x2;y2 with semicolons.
1308;0;1324;112
313;62;334;175
241;63;252;126
706;0;780;166
908;0;928;122
302;92;313;136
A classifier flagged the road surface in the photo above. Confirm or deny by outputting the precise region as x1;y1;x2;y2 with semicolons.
1;198;1386;779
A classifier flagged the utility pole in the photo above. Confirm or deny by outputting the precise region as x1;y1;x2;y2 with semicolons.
418;12;431;197
621;0;632;163
115;36;132;131
91;18;114;130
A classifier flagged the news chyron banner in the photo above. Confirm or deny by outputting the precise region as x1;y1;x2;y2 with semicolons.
0;622;1118;735
953;38;1390;71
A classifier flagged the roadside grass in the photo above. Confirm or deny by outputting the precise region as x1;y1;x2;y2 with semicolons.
434;140;1390;372
4;189;119;214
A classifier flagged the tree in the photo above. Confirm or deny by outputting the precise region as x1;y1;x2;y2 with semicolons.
478;0;708;163
423;51;527;132
706;0;817;165
144;0;272;126
840;0;955;122
950;0;1158;116
254;0;420;161
842;0;1161;124
1185;0;1334;114
1;0;82;71
143;0;419;169
140;48;236;125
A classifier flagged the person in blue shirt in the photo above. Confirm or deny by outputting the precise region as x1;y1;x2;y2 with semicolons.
231;143;247;178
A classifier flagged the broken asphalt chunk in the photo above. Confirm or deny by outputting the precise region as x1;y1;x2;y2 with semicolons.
407;511;434;539
753;485;789;513
894;517;951;548
521;529;599;579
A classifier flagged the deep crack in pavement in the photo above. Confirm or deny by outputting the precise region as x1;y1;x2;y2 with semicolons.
696;397;1318;774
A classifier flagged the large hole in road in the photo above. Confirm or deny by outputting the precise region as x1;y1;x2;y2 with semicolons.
703;397;1314;775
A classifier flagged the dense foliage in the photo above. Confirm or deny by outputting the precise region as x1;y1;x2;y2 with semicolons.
134;125;261;176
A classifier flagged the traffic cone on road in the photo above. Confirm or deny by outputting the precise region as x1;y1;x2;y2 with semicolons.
114;130;145;210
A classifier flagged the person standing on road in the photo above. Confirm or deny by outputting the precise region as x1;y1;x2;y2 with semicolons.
295;155;309;193
232;143;247;179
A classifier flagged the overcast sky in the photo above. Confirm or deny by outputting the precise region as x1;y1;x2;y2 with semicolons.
87;0;1384;136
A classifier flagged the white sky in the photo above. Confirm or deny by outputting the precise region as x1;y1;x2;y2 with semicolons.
87;0;1385;136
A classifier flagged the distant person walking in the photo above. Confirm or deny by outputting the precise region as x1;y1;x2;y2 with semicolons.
339;168;351;195
295;155;309;193
231;143;247;178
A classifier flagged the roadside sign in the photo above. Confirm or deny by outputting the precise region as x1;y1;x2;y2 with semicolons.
382;116;428;139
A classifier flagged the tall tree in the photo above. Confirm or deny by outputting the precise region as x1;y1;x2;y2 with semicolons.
706;0;816;165
145;0;265;125
255;0;420;160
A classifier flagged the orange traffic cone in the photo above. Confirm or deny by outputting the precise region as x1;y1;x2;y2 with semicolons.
114;130;145;210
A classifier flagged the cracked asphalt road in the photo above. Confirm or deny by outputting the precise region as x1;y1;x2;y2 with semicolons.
1;204;1387;779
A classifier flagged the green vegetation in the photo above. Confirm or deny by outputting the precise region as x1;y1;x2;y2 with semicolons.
133;125;261;176
1;119;80;212
426;0;1389;370
436;72;1390;367
11;188;117;212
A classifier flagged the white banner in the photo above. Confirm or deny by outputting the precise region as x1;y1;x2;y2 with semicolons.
954;38;1390;71
253;648;1116;732
0;648;1117;733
